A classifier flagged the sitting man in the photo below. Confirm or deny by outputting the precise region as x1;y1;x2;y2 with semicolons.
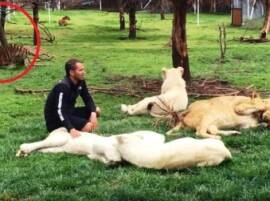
44;58;99;138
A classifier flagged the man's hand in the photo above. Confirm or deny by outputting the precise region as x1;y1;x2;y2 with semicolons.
90;112;98;130
70;128;81;138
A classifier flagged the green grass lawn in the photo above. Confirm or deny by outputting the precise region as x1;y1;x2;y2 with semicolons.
1;10;270;201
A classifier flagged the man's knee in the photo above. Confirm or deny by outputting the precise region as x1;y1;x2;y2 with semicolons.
81;122;93;132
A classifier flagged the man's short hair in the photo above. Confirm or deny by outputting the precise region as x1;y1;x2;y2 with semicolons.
65;58;82;76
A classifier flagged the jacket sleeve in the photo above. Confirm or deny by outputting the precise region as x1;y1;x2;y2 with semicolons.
80;81;96;113
54;84;74;131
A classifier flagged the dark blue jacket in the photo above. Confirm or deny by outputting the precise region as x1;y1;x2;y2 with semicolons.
44;77;96;131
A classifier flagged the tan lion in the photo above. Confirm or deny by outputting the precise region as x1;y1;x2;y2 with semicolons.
261;98;270;124
58;16;70;26
166;95;266;139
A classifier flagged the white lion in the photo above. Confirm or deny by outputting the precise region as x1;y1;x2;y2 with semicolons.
17;128;231;169
121;67;188;117
117;134;232;169
16;128;164;165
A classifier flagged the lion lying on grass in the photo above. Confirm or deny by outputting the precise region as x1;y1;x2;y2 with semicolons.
166;95;266;139
16;127;122;165
261;98;270;124
58;16;70;26
16;128;167;165
117;133;231;169
17;127;231;169
121;67;188;117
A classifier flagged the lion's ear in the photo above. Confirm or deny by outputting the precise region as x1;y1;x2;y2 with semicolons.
177;67;184;75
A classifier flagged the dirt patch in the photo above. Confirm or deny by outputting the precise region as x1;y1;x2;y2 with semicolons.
105;75;270;98
14;75;270;98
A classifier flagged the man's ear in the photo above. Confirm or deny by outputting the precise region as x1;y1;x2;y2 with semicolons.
177;67;184;75
161;67;167;79
69;69;75;77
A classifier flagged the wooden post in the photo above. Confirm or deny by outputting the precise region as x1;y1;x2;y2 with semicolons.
219;24;227;63
247;0;250;19
193;0;196;14
197;0;200;26
99;0;102;11
250;0;257;20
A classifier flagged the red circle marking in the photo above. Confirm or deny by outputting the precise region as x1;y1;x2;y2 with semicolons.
0;2;41;84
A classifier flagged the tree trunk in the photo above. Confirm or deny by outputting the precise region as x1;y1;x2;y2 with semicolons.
128;3;136;39
160;0;165;20
160;11;165;20
32;0;39;46
261;0;270;39
119;6;125;30
0;19;8;47
117;0;125;30
1;4;7;29
171;0;191;82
